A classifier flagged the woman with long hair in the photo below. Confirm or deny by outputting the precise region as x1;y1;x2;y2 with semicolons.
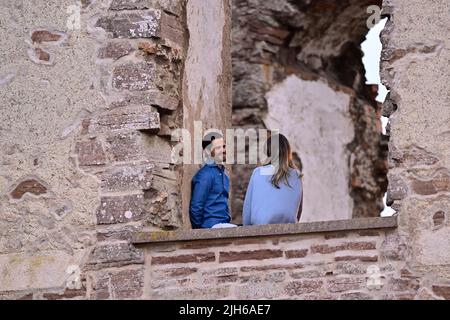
243;133;303;225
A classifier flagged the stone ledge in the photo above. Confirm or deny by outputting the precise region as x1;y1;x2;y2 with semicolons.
131;216;398;244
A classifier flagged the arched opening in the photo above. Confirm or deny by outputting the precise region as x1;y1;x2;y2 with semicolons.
231;0;389;223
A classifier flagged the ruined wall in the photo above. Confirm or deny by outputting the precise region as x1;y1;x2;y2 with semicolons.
231;0;388;222
0;0;187;298
138;223;424;300
381;0;450;287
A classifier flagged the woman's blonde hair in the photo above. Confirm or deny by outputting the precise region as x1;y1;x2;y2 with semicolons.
266;133;302;189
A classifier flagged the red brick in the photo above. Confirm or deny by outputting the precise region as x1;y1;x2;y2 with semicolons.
151;253;215;265
91;268;144;299
380;231;407;260
98;41;133;60
324;232;348;240
432;211;446;227
180;240;233;249
357;230;380;237
31;30;62;43
285;280;324;296
285;249;308;259
154;267;198;277
75;139;107;166
219;249;283;263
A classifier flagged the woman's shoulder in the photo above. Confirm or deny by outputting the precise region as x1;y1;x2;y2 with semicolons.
253;165;275;176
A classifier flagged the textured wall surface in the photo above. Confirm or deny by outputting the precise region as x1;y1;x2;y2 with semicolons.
0;0;188;297
0;0;449;300
265;75;355;222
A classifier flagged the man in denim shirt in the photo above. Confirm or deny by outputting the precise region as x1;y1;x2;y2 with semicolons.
189;132;236;229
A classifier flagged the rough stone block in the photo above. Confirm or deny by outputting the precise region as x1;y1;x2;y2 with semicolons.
219;249;283;263
105;131;142;162
111;91;180;111
410;170;450;196
42;288;86;300
388;278;420;292
10;178;48;199
285;280;324;296
432;285;450;300
86;243;144;270
97;41;133;60
109;0;182;17
285;249;308;259
95;11;162;39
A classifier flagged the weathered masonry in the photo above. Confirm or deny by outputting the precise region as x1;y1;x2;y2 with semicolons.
0;0;449;300
231;0;389;223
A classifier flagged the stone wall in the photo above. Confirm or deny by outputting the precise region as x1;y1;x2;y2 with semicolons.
0;0;232;298
231;0;388;222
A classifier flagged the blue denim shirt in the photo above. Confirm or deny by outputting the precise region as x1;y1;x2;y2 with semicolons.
189;162;230;229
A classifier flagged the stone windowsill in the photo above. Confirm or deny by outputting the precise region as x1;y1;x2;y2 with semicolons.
131;216;398;245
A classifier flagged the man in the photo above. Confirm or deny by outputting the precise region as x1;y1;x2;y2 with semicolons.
189;132;236;229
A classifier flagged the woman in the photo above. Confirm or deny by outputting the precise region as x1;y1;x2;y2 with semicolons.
243;133;303;225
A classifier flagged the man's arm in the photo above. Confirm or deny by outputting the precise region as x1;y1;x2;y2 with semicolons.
189;170;212;229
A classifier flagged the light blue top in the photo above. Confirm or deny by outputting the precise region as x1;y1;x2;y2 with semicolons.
243;165;303;226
